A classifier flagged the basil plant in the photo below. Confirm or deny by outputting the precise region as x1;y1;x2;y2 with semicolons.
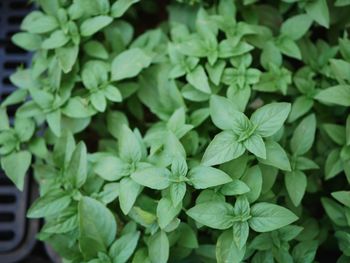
1;0;350;262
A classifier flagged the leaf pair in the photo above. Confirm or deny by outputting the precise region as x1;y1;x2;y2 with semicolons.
202;95;291;166
131;164;232;202
187;200;297;232
188;198;298;261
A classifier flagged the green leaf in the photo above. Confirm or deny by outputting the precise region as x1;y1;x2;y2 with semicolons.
91;91;107;112
82;65;100;90
219;40;254;58
177;37;208;58
111;0;140;18
335;231;350;257
111;48;152;81
305;0;329;28
66;142;87;188
170;182;186;206
295;157;319;171
177;223;199;248
182;84;210;102
21;11;58;33
216;230;246;263
339;38;350;62
97;183;120;204
132;248;151;263
330;59;350;82
276;36;301;60
148;231;169;263
94;156;130;181
0;140;16;157
38;0;59;15
43;213;78;234
109;231;140;263
27;190;71;218
167;107;193;138
30;87;53;109
128;206;156;229
46;110;61;137
233;196;250;217
290;114;316;156
171;157;188;177
186;65;211;94
278;225;304;242
321;197;347;226
292;241;318;263
104;85;122;102
56;44;79;73
79;197;117;259
251;103;291;137
53;131;75;167
62;116;90;136
335;0;350;6
119;177;141;215
1;89;28;108
218;0;236;18
233;221;249;249
41;30;69;49
188;166;232;189
187;201;234;229
209;95;249;131
325;149;343;180
259;140;291;171
227;86;251;112
12;32;42;51
83;40;109;59
251;251;274;263
118;125;143;162
196;189;225;204
190;108;210;127
77;0;109;16
288;96;314;122
281;14;312;40
1;151;32;191
243;134;266;159
220;179;250;196
63;97;96;118
285;171;307;207
157;197;182;229
107;111;129;139
131;167;171;190
249;203;298;232
202;131;245;166
121;221;137;235
0;108;9;130
241;165;262;203
315;85;350;106
80;16;113;37
331;191;350;208
261;42;282;69
206;60;226;85
14;117;35;142
24;138;48;159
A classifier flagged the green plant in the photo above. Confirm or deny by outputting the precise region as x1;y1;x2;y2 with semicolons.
1;0;350;262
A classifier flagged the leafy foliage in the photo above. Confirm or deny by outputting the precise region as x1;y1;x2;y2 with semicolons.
1;0;350;262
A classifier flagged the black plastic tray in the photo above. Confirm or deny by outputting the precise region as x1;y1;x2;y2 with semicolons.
0;173;40;263
0;0;33;95
0;1;42;262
